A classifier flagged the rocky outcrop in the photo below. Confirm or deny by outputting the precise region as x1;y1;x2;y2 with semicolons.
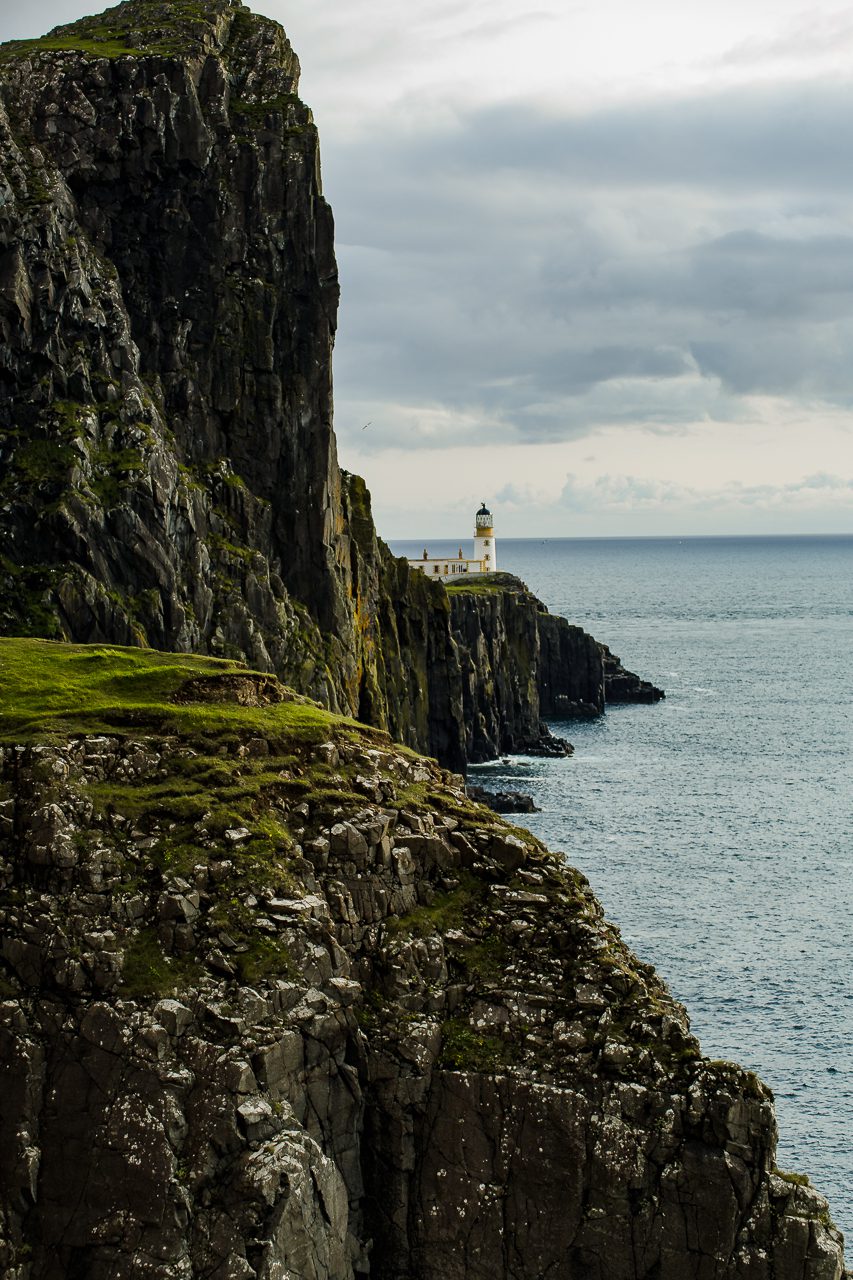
1;7;841;1278
338;473;468;773
0;676;845;1279
601;643;666;704
447;573;662;762
465;785;540;814
448;576;577;761
0;1;653;772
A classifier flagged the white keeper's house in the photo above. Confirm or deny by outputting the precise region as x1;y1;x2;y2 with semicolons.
408;503;498;583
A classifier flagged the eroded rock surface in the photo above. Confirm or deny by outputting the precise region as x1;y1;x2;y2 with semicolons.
0;730;845;1279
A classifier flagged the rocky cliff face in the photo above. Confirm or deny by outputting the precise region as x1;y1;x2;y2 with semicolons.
0;0;652;772
447;575;664;762
601;644;665;705
448;576;600;762
0;643;845;1280
0;0;352;706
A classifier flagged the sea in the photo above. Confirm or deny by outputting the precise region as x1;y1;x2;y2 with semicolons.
391;534;853;1239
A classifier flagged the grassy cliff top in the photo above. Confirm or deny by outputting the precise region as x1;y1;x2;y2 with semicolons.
444;572;532;597
0;0;258;64
0;637;358;747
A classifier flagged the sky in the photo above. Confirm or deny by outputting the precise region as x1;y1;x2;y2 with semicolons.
4;1;853;537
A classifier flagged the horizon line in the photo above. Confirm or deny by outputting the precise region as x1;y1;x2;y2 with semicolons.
386;530;853;542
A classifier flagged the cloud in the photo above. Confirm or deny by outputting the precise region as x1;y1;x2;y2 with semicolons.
558;471;853;515
329;83;853;195
323;78;853;463
3;0;851;534
715;9;853;70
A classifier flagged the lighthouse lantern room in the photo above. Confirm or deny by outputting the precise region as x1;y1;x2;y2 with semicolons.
406;502;498;582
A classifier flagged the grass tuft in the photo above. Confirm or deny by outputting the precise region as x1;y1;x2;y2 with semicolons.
0;637;357;746
121;927;202;996
439;1017;520;1072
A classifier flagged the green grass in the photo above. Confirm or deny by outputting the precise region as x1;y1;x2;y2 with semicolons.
439;1017;520;1072
235;936;295;984
386;881;473;939
392;778;531;841
0;562;63;639
772;1168;811;1188
463;936;509;983
0;637;355;745
0;1;244;64
120;927;202;997
386;873;511;985
0;36;142;62
705;1059;768;1100
0;635;383;997
230;94;304;124
0;405;86;504
444;580;513;596
207;533;258;565
89;446;146;509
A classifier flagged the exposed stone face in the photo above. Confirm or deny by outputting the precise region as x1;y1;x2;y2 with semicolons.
0;8;843;1279
341;473;468;772
0;732;846;1280
0;0;350;705
448;575;604;761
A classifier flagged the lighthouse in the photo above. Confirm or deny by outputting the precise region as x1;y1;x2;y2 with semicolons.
405;501;498;580
473;502;497;574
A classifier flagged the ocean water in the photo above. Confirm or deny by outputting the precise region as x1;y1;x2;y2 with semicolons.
393;535;853;1238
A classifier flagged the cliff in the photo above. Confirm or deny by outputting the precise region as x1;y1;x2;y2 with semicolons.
447;575;599;761
0;639;846;1279
0;0;652;772
0;0;353;702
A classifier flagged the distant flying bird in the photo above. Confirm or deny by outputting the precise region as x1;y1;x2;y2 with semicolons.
361;421;372;430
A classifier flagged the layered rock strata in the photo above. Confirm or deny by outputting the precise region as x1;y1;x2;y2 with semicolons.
0;1;656;772
0;674;845;1280
448;575;597;762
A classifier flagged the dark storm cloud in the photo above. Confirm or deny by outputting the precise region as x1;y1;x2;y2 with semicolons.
322;80;853;449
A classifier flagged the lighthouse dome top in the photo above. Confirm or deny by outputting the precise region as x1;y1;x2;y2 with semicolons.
475;502;493;529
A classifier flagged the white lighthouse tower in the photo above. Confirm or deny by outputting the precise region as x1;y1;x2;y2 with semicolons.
473;502;497;573
405;502;498;580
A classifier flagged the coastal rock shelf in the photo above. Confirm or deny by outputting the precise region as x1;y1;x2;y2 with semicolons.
0;642;845;1279
601;644;666;704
